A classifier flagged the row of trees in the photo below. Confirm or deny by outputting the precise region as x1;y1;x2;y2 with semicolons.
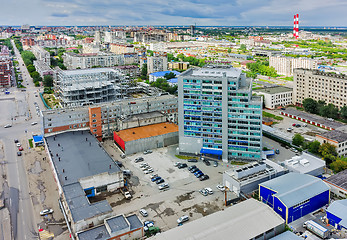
246;61;278;78
292;134;347;172
303;98;347;120
167;53;205;67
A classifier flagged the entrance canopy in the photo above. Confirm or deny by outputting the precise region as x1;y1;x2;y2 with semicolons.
200;148;223;156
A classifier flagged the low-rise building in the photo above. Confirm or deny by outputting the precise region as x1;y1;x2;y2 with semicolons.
282;152;326;176
33;60;53;77
168;61;189;71
254;86;293;109
149;70;181;82
316;130;347;157
324;169;347;198
259;173;330;224
0;59;13;87
31;45;51;65
150;198;285;240
326;199;347;232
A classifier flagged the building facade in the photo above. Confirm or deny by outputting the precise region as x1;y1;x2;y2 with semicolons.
31;45;51;65
33;60;53;77
0;59;13;87
293;69;347;109
269;56;317;76
178;65;262;162
147;54;168;74
316;130;347;157
110;44;135;54
254;86;293;109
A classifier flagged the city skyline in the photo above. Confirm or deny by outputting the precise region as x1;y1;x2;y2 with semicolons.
1;0;347;27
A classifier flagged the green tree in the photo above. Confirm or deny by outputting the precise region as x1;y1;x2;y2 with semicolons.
43;75;53;88
141;64;148;79
303;98;318;114
292;133;305;147
340;105;347;119
330;157;347;173
319;143;337;164
319;103;339;119
307;140;321;154
27;65;36;73
240;44;247;52
227;48;232;53
164;72;176;80
30;71;40;79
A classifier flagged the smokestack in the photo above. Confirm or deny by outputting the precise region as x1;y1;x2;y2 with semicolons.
293;14;299;39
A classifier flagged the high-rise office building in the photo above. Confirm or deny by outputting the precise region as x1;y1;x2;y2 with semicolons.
178;65;262;162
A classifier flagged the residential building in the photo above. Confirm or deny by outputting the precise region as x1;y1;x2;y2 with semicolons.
259;173;330;224
110;44;135;54
283;152;326;176
0;59;13;87
45;130;124;234
254;86;293;109
82;43;100;54
41;95;178;139
134;32;166;43
113;65;139;78
223;160;286;197
31;45;51;65
149;70;181;82
147;54;168;74
269;56;317;76
293;69;347;109
324;169;347;198
54;68;126;107
326;199;347;233
168;61;189;71
178;65;263;162
21;37;35;47
316;130;347;157
33;60;53;77
150;198;285;240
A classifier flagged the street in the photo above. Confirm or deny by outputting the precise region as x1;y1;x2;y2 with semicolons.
0;40;44;240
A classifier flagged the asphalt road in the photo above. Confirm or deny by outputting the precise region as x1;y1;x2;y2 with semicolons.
0;40;43;240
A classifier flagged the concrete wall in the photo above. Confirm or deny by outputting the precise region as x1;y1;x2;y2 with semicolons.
124;131;178;155
79;171;124;195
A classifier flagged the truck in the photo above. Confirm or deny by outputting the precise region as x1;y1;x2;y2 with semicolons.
303;220;329;239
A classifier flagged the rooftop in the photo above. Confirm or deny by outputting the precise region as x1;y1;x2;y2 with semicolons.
270;231;302;240
59;67;118;76
106;215;129;233
150;198;284;240
115;122;178;142
45;130;121;186
149;70;181;77
254;86;293;95
260;173;330;207
317;130;347;143
324;169;347;190
121;111;164;123
326;199;347;228
77;225;110;240
127;214;143;230
283;152;326;176
186;65;242;78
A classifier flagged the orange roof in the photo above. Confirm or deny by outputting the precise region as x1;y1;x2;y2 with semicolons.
115;122;178;142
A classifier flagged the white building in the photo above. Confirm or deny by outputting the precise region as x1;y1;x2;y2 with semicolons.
316;130;347;157
283;152;326;176
31;45;51;65
269;56;317;76
147;54;168;74
254;86;293;109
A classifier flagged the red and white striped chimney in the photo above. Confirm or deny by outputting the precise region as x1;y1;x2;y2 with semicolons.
293;14;299;39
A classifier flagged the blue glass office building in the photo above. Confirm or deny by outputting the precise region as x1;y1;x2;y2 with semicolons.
178;65;262;161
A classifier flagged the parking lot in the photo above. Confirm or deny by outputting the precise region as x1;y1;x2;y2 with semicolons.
101;141;238;232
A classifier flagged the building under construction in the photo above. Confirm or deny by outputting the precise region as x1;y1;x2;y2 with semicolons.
54;68;127;107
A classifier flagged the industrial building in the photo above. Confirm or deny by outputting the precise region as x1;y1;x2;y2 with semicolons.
324;169;347;198
114;122;178;155
269;56;317;76
326;199;347;231
41;95;178;140
178;65;263;162
283;152;326;176
150;198;285;240
77;214;143;240
293;69;347;109
223;160;286;197
316;130;347;157
259;173;330;224
254;86;293;109
54;68;127;107
45;130;124;233
147;54;168;74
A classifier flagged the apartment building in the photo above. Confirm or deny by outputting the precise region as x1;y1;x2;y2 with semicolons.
316;130;347;157
269;56;317;76
134;32;166;43
178;65;262;162
293;68;347;109
168;61;189;71
110;44;134;54
0;59;13;87
33;60;53;77
147;54;168;74
41;94;178;139
254;86;293;109
31;45;51;65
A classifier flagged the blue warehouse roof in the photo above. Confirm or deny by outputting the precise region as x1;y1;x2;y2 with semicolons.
149;70;181;77
260;173;330;207
327;199;347;228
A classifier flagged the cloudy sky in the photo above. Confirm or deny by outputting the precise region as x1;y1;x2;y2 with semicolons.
1;0;347;26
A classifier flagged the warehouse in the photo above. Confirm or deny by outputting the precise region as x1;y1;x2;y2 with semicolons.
259;173;330;224
324;169;347;198
326;199;347;231
113;122;178;155
150;198;285;240
45;130;124;233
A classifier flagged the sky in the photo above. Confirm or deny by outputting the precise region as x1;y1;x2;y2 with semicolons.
1;0;347;27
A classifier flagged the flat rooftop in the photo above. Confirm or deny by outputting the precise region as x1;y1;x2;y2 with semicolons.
180;65;242;78
77;225;110;240
61;67;118;76
324;169;347;190
254;86;293;95
115;122;178;142
317;130;347;143
283;152;325;175
150;198;284;240
121;111;164;123
45;130;121;186
106;215;129;233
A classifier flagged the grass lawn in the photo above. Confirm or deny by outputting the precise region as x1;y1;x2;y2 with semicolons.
175;155;198;160
263;111;284;121
28;139;33;148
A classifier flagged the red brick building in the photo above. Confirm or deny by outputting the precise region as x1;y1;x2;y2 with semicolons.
0;60;12;87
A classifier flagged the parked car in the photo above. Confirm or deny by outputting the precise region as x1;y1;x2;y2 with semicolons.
216;184;225;191
31;122;38;126
144;150;153;155
151;176;161;182
14;139;19;143
134;157;144;163
40;209;53;216
191;168;199;173
188;158;198;162
124;191;132;199
17;152;22;156
213;161;218;167
188;165;197;171
178;163;188;169
139;209;148;217
287;127;293;132
4;124;12;128
174;162;181;167
199;189;208;196
177;215;189;225
275;149;280;154
144;169;154;174
203;159;211;166
120;154;126;159
156;179;165;184
196;172;204;178
194;170;202;176
204;187;213;194
16;143;21;147
116;161;123;168
123;170;131;176
296;124;301;127
281;108;286;110
303;123;307;127
292;123;296;127
18;147;23;151
199;175;209;181
158;183;169;190
150;174;158;179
